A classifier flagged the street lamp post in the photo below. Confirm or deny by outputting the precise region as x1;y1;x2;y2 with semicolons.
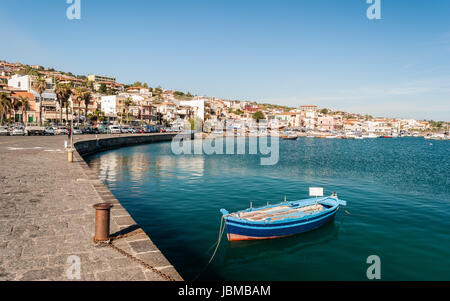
67;98;74;163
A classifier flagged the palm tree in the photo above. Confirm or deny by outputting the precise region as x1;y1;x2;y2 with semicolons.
73;87;86;125
0;92;12;125
85;80;95;91
55;83;72;125
124;97;133;125
89;109;105;123
19;97;31;124
12;97;23;123
32;77;47;126
83;90;92;125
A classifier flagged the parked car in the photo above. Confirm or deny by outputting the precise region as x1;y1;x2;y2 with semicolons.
121;126;130;133
54;126;69;135
91;127;100;134
0;126;10;136
10;128;26;136
26;126;45;136
73;127;83;135
109;125;121;134
97;125;109;134
44;127;55;136
142;125;159;133
82;127;93;134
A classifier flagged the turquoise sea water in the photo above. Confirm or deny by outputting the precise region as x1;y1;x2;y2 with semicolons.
86;138;450;280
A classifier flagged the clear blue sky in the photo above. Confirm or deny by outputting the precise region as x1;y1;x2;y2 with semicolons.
1;0;449;120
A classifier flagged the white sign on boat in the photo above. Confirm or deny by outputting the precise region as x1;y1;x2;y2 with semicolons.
309;187;324;197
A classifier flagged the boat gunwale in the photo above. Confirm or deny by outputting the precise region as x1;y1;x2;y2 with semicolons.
225;207;339;230
224;197;340;226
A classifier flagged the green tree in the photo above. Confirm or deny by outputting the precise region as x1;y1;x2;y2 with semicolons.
32;77;47;126
73;87;87;125
18;96;31;124
124;98;133;124
55;83;72;125
0;92;12;125
83;90;92;125
99;83;107;94
252;111;265;122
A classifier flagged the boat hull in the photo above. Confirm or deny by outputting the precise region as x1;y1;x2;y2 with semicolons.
224;208;338;241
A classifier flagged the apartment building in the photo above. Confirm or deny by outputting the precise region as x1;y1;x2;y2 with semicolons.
88;74;116;82
300;105;318;130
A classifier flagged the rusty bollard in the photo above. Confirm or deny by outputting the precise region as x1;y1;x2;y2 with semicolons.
93;203;114;242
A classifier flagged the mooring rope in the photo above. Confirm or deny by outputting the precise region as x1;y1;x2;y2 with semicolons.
208;215;226;264
192;215;227;281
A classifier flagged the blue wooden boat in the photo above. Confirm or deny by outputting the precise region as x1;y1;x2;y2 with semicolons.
220;194;347;241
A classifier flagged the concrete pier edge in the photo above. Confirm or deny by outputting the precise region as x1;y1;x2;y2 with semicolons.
73;133;183;281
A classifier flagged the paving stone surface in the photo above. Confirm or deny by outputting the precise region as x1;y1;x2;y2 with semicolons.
0;134;182;281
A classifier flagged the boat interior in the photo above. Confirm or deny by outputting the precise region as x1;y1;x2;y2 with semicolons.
232;202;331;223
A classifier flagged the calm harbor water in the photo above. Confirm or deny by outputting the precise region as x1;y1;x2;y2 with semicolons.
86;137;450;280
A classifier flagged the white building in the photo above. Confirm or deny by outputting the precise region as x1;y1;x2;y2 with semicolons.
8;74;32;91
300;105;318;130
101;95;117;116
179;98;205;121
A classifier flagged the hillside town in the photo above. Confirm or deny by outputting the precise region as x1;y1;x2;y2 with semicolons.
0;59;448;138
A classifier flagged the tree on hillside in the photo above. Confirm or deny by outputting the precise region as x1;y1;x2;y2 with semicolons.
99;83;107;94
15;66;40;77
235;109;243;116
252;111;265;122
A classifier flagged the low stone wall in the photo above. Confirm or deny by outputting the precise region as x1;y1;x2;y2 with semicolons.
74;133;178;157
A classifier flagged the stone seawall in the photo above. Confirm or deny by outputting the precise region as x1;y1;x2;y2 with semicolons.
72;133;184;281
74;133;179;158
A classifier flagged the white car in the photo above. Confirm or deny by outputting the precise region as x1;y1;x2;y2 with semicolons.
0;126;10;136
109;125;121;134
73;127;82;135
44;127;55;136
121;126;130;133
55;127;68;135
11;128;25;136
